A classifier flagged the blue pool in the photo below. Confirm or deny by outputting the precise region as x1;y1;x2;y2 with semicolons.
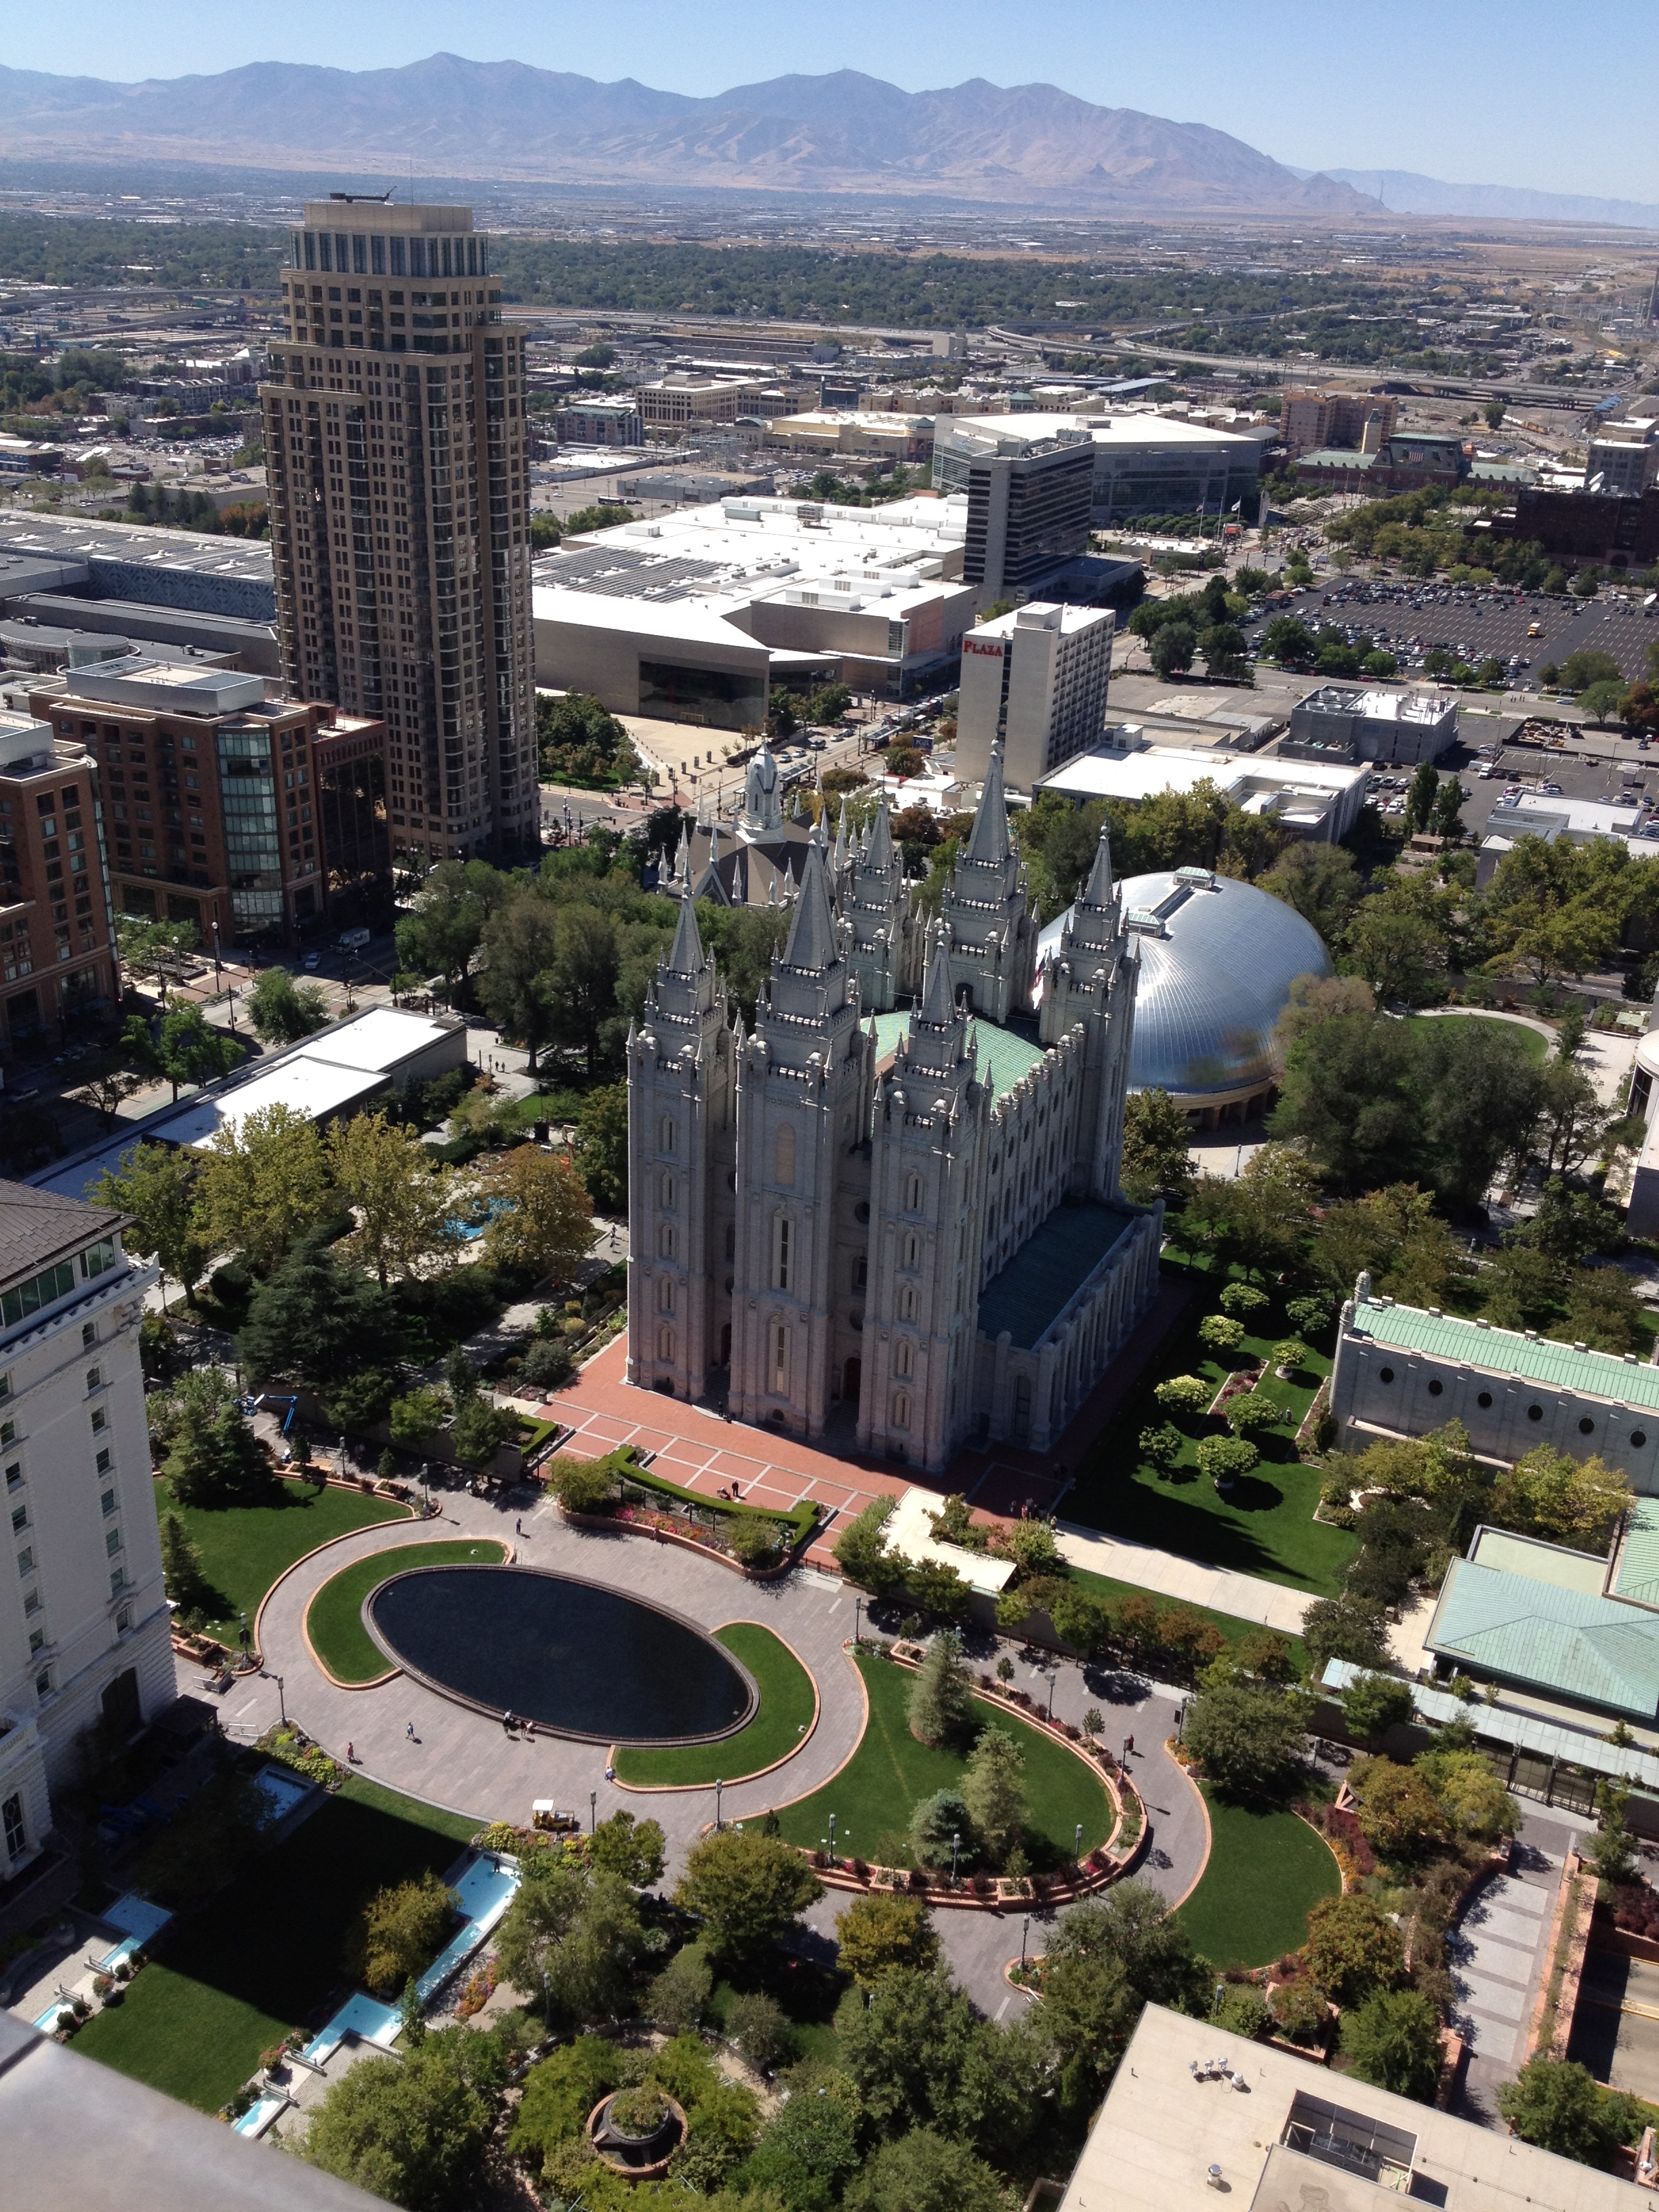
448;1197;512;1242
251;1764;312;1827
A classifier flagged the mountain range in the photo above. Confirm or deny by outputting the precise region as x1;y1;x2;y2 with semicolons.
1313;167;1659;230
0;57;1375;212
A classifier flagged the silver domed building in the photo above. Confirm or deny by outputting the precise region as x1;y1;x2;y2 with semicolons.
1040;865;1332;1128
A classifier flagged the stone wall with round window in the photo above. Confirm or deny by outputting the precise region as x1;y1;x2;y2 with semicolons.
1527;1404;1544;1421
1378;1366;1394;1385
1427;1378;1443;1397
1477;1391;1493;1408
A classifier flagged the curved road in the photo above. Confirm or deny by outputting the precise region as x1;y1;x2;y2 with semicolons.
246;1481;1210;2012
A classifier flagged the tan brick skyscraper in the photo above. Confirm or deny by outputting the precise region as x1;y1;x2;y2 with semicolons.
260;198;536;865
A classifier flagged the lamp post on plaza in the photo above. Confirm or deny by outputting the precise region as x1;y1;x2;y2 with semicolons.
589;1790;596;1835
714;1777;724;1832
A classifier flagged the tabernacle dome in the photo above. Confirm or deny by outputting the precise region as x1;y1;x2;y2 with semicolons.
1038;865;1333;1126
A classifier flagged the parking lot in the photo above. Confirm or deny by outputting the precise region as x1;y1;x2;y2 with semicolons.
1245;583;1658;686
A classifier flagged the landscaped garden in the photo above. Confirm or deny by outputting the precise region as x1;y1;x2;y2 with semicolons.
304;1538;511;1682
73;1774;479;2114
772;1647;1113;1870
152;1473;409;1645
1404;1011;1550;1063
1174;1788;1341;1969
1065;1263;1357;1596
614;1624;817;1788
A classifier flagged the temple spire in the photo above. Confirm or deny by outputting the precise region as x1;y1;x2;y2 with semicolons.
918;921;956;1027
964;739;1011;865
666;886;703;975
782;838;838;973
1080;821;1114;909
865;791;895;874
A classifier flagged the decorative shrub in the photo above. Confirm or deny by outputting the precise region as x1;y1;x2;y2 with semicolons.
1270;1978;1333;2045
1214;1986;1271;2039
1219;1284;1270;1320
609;2087;670;2139
1198;1313;1246;1354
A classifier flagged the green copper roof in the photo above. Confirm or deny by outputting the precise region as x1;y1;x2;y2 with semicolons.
1613;1498;1659;1610
977;1201;1141;1349
1352;1297;1659;1412
870;1009;1046;1105
1427;1557;1659;1719
1467;1527;1607;1595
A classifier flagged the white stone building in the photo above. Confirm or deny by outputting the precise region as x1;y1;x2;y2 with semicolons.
0;1185;171;1885
626;743;1163;1471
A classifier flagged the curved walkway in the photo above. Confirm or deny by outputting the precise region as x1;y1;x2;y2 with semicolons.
245;1483;1212;2016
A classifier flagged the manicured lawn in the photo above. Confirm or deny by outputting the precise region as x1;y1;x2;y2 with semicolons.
1065;1265;1357;1597
1174;1786;1340;1969
614;1624;817;1787
1404;1012;1550;1062
773;1652;1112;1870
1066;1564;1309;1675
154;1475;409;1645
74;1775;480;2114
306;1540;509;1682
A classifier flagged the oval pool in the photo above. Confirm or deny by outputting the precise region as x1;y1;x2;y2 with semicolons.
366;1566;755;1743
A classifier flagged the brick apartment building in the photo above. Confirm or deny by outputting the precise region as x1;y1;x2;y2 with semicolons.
29;659;385;948
0;710;116;1047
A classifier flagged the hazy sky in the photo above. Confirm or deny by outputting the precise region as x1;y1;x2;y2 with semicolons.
9;0;1654;203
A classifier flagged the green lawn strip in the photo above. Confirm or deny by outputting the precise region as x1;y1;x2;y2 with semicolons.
1064;1265;1357;1597
613;1624;816;1786
74;1776;480;2114
1064;1564;1309;1675
773;1652;1111;1870
1174;1786;1340;1970
611;1450;821;1551
154;1476;408;1645
710;1973;841;2068
1404;1012;1550;1062
306;1540;509;1682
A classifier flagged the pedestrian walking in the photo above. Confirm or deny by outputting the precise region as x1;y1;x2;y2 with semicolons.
516;1517;523;1536
346;1741;355;1763
406;1721;415;1741
1124;1734;1135;1758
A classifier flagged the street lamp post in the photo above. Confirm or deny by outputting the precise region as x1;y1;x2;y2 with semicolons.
853;1594;862;1647
1075;1822;1083;1868
210;920;222;991
1020;1914;1029;1969
950;1830;960;1885
827;1811;836;1864
274;1673;286;1727
714;1777;724;1831
589;1790;596;1835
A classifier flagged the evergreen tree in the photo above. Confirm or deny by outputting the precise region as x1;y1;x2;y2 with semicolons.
960;1728;1027;1866
907;1630;973;1748
159;1512;210;1613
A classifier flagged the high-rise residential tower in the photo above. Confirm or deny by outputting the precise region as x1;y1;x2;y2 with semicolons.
260;197;536;865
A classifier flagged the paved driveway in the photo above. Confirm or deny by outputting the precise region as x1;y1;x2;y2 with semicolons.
243;1483;1212;2016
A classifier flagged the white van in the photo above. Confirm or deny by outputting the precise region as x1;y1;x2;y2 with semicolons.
338;927;371;950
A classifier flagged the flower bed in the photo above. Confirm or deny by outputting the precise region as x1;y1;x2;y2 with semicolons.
257;1723;343;1790
1208;1366;1265;1418
552;1448;821;1576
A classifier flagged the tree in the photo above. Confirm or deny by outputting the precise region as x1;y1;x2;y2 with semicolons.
1149;621;1198;678
508;2036;623;2172
238;1233;399;1389
394;859;504;994
907;1630;974;1748
451;1393;510;1471
1341;1988;1444;2102
1498;2058;1639;2169
1342;1671;1416;1745
961;1728;1026;1865
1260;615;1317;666
1348;1758;1449;1857
91;1141;206;1305
121;1003;240;1103
1197;1312;1244;1355
674;1828;823;1966
198;1104;332;1273
834;1967;1042;2162
1587;1785;1640;1887
388;1387;450;1450
1036;1946;1143;2119
245;966;330;1046
588;1808;665;1889
166;1403;272;1509
1559;648;1622;693
159;1512;211;1614
846;2128;1003;2212
352;1870;457;1994
304;2022;516;2209
1050;1584;1110;1653
1224;1392;1280;1437
743;2065;863;2209
480;1147;593;1279
572;1082;628;1212
836;1893;940;1988
1259;842;1361;944
548;904;621;1074
834;1496;900;1591
1120;1087;1196;1204
1195;1435;1260;1486
1404;760;1439;836
1200;622;1251;682
476;891;561;1072
325;1111;459;1288
726;1989;798;2074
494;1857;645;2028
1139;1421;1183;1473
1416;1747;1519;1844
649;1942;714;2033
1185;1679;1306;1799
1305;1892;1406;2006
1488;1446;1631;1551
69;1065;142;1132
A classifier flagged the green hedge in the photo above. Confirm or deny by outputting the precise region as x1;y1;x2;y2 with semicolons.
597;1448;821;1552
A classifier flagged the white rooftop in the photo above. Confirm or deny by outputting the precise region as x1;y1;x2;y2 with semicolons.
1039;743;1368;806
883;1489;1016;1596
60;657;266;718
161;1057;387;1149
1060;2003;1639;2212
943;411;1261;452
294;1006;455;1072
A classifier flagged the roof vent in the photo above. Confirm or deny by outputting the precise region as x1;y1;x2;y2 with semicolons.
1626;1353;1639;1364
1525;1328;1538;1340
1574;1341;1589;1352
1475;1317;1490;1328
1429;1307;1442;1317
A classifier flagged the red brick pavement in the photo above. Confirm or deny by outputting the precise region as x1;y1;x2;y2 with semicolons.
522;1266;1195;1567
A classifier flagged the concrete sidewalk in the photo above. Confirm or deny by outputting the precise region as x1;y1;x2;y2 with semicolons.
1054;1521;1313;1636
